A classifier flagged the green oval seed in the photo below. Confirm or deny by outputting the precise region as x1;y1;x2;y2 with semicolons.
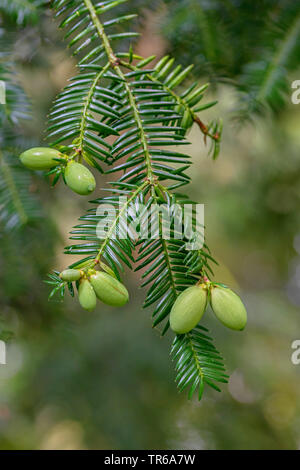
19;147;63;170
59;269;81;282
210;286;247;331
90;272;129;307
181;109;193;131
78;279;97;311
170;285;207;334
65;161;96;196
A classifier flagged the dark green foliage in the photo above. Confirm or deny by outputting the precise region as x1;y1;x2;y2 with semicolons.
0;55;30;137
171;326;229;399
0;152;41;230
0;43;41;230
0;0;46;25
46;0;227;400
161;0;300;117
237;2;300;116
0;6;60;353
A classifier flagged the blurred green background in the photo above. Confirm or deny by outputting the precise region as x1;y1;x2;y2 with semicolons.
0;0;300;450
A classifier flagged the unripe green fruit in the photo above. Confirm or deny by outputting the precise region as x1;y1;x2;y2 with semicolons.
59;269;81;282
64;161;96;195
89;272;129;307
210;286;247;331
170;285;207;334
78;279;97;311
19;147;63;170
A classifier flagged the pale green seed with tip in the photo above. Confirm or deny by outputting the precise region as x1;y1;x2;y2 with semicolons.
170;285;207;334
78;279;97;312
65;161;96;196
19;147;63;170
210;286;247;331
90;272;129;307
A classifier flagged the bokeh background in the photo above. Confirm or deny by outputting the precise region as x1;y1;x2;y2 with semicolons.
0;0;300;450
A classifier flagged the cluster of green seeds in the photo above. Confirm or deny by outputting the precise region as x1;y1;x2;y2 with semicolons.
170;282;247;334
60;269;129;312
19;148;247;332
19;147;96;196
